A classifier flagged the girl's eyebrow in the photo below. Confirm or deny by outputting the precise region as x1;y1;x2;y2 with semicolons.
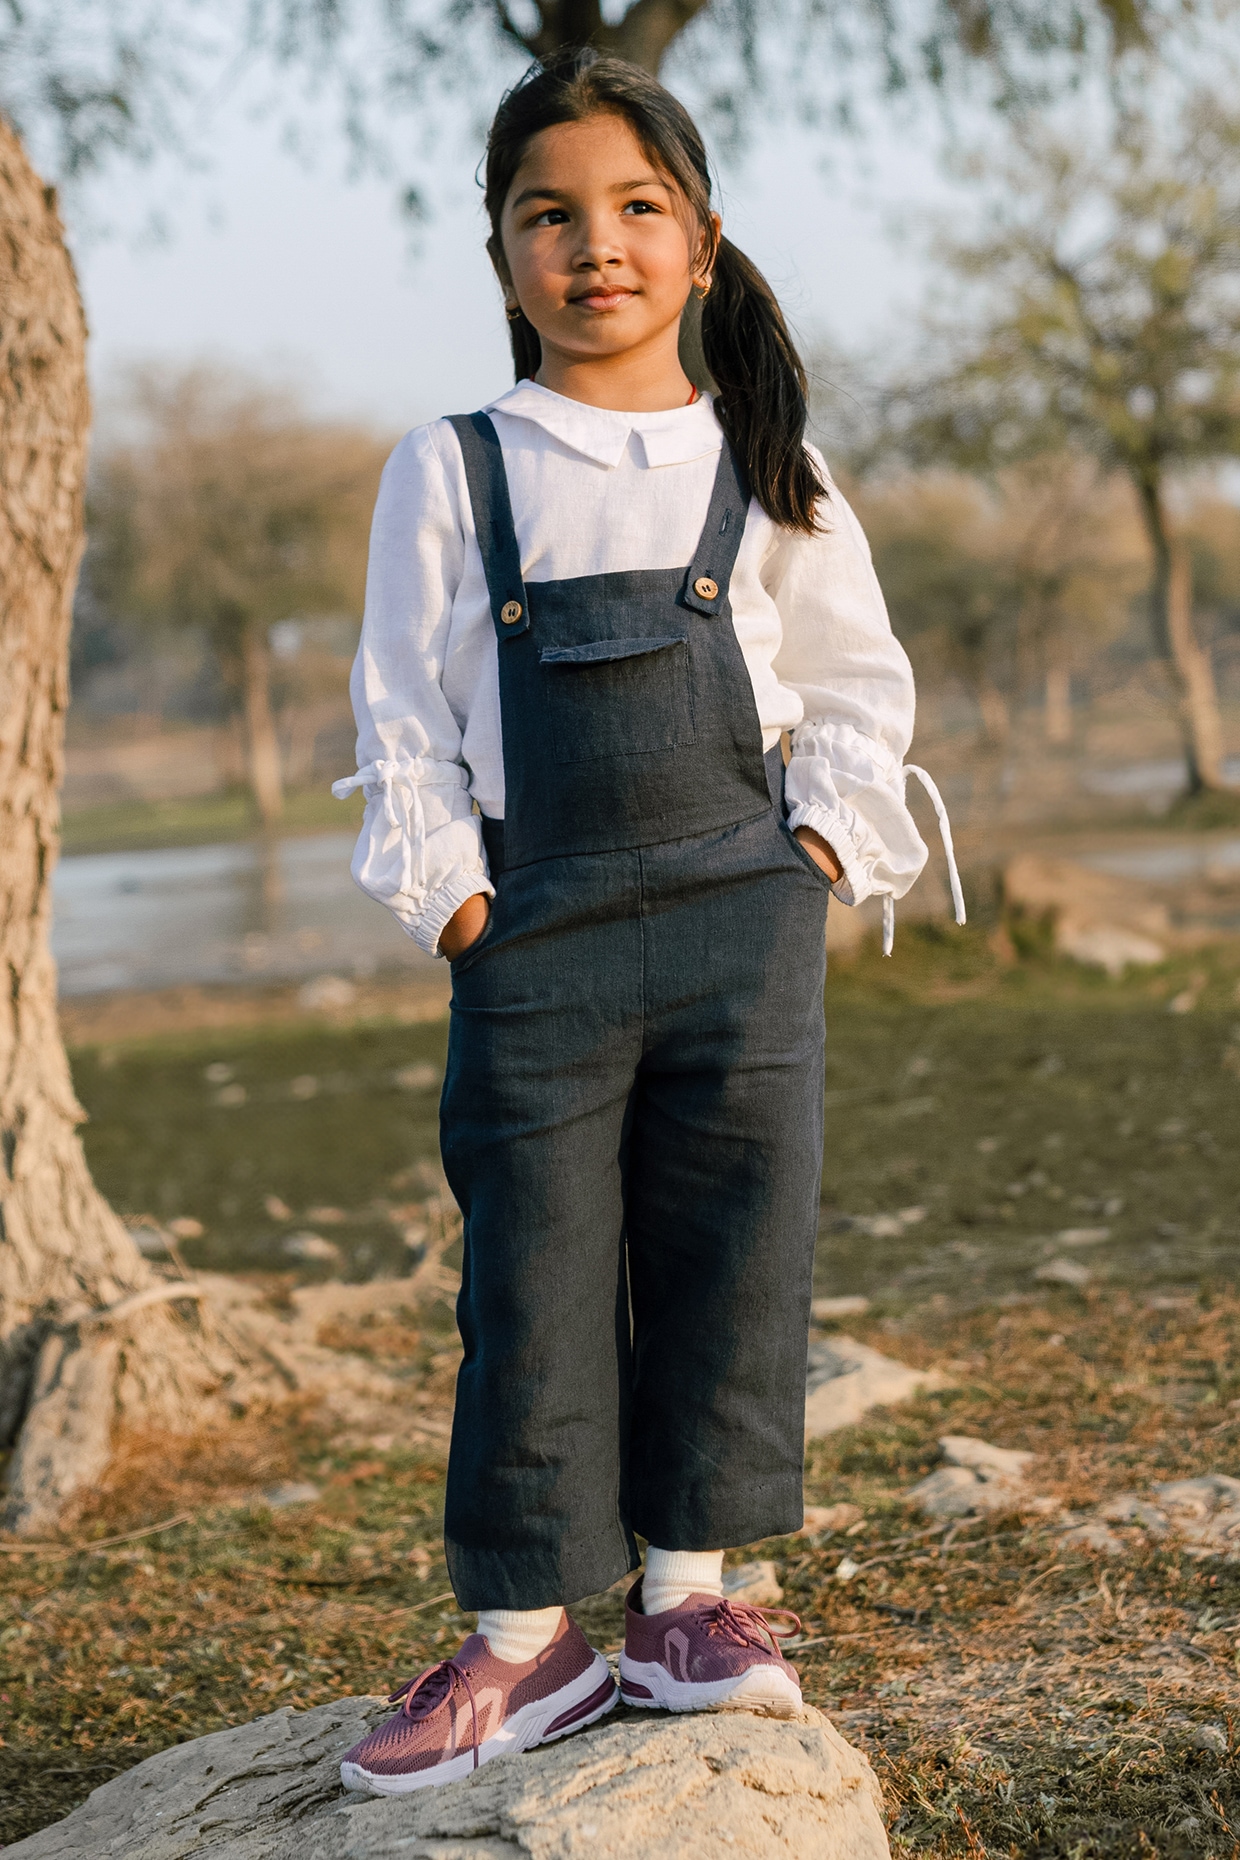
510;175;672;211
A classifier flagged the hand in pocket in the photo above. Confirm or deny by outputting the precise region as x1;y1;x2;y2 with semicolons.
440;893;491;961
793;826;843;884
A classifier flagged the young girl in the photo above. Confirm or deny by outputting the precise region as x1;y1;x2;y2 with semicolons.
334;48;960;1795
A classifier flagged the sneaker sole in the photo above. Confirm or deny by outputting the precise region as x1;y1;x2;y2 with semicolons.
618;1653;802;1719
340;1655;618;1795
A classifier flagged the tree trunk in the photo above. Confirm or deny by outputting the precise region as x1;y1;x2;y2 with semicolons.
502;0;712;73
977;679;1011;747
1045;663;1072;746
1137;475;1229;794
0;120;264;1536
242;622;285;826
1166;543;1227;791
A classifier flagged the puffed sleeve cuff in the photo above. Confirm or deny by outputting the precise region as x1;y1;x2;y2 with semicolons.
416;867;495;958
784;800;869;907
784;721;930;910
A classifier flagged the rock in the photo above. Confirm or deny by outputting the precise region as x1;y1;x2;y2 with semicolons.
299;975;358;1012
939;1436;1034;1480
1097;1494;1170;1534
8;1696;891;1860
810;1296;871;1321
1034;1258;1093;1287
722;1559;784;1605
906;1437;1033;1521
804;1336;950;1436
1004;856;1171;977
802;1503;864;1535
1055;1227;1111;1247
1056;924;1167;978
260;1481;322;1508
1059;1522;1126;1555
1188;1724;1228;1755
1154;1474;1240;1518
284;1233;343;1263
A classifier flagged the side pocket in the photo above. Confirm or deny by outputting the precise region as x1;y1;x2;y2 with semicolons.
777;817;835;888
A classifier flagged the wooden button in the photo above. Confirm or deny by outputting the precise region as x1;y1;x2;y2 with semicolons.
693;576;719;601
501;600;523;625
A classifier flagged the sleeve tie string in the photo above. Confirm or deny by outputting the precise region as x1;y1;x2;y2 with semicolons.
331;758;469;901
880;764;966;957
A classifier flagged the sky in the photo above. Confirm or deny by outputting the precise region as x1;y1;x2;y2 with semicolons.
69;80;953;440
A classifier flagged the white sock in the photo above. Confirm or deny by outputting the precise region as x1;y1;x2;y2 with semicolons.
476;1606;564;1663
642;1547;724;1616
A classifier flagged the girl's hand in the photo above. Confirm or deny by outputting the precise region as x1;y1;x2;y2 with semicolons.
439;893;491;961
793;825;844;885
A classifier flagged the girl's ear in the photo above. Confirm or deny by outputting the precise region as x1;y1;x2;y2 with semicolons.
694;211;722;288
486;231;513;290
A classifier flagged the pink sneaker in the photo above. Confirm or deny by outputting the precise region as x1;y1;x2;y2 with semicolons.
619;1582;803;1718
340;1612;618;1795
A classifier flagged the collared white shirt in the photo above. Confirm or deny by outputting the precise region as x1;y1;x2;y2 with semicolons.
336;380;935;955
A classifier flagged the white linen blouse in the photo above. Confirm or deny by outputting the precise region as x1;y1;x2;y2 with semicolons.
335;380;961;957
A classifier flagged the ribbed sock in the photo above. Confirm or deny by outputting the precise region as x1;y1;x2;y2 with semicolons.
642;1547;724;1616
476;1606;564;1664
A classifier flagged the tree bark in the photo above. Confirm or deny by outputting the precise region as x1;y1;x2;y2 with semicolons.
241;622;285;826
1137;475;1230;794
0;119;263;1536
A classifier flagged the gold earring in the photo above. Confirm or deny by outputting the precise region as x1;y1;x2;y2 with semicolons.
696;276;713;301
505;301;522;322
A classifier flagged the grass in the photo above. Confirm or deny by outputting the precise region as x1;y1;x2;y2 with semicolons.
60;784;364;857
5;926;1240;1849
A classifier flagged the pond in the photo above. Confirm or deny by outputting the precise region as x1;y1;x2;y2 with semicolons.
51;832;434;996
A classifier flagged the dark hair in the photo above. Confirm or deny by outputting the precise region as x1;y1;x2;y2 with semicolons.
482;48;826;535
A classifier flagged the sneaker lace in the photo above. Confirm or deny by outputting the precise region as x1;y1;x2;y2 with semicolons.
698;1598;802;1654
387;1657;481;1769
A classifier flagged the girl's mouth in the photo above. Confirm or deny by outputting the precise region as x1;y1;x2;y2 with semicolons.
570;288;635;312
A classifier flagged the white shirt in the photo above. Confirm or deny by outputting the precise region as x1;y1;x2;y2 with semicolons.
336;380;943;957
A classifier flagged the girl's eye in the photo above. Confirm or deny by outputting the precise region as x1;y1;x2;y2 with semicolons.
531;208;570;226
622;200;659;215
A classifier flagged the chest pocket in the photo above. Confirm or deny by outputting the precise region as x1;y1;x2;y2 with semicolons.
539;634;696;765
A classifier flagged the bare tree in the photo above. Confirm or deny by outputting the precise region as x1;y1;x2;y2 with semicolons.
877;95;1240;793
0;0;1216;1530
84;369;384;827
853;458;1140;748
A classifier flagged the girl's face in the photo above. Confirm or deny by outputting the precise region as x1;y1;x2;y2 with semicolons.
498;113;706;376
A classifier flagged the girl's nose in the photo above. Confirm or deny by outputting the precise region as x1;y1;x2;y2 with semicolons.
572;214;624;270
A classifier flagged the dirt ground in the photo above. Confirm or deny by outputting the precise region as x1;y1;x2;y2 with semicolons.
4;923;1240;1854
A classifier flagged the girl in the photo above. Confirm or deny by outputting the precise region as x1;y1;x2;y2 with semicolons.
334;48;960;1795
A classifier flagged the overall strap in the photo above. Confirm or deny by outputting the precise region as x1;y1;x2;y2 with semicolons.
446;412;530;640
680;442;751;618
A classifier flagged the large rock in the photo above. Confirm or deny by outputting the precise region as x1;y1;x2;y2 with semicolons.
804;1335;949;1436
9;1695;890;1860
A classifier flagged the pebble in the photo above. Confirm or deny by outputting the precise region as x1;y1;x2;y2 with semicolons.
721;1560;784;1606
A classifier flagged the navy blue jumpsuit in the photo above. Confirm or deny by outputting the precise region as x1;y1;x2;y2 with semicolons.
440;413;830;1611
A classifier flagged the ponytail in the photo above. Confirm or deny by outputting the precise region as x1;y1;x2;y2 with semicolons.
702;239;825;534
483;49;827;536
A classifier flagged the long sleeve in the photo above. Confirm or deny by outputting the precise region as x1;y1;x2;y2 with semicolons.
333;425;494;956
769;453;930;910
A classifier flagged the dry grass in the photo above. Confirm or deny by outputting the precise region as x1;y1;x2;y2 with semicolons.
5;1295;1240;1852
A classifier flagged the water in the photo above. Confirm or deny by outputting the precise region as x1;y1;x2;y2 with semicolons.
1080;838;1240;885
51;832;435;995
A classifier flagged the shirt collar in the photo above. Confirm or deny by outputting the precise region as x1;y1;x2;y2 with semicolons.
483;379;723;469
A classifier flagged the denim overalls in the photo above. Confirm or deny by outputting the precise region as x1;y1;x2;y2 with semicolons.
440;412;830;1611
